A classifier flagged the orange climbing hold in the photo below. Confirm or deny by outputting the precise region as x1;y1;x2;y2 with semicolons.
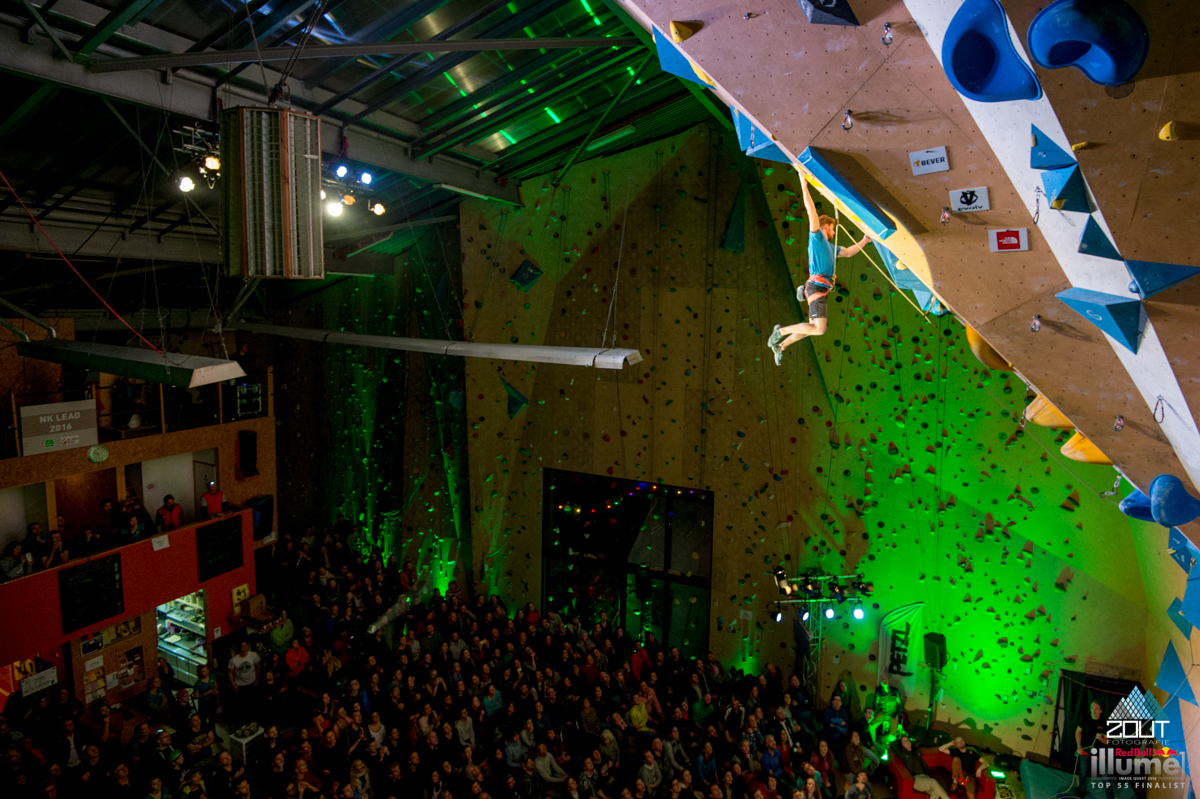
965;326;1011;372
1024;395;1074;429
1060;432;1112;465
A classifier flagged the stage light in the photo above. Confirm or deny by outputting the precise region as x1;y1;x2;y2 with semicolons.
320;189;327;200
990;771;1005;780
178;176;195;192
371;202;385;216
853;576;874;595
830;582;847;604
852;606;865;620
772;609;783;623
824;607;835;619
774;566;791;596
335;164;348;178
342;194;356;205
801;610;810;621
326;201;343;217
203;155;221;171
361;172;372;185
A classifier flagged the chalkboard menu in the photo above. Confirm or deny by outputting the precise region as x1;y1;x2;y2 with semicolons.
58;555;124;634
197;516;244;582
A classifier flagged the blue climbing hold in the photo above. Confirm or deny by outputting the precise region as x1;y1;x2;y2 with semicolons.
941;0;1042;103
1040;164;1089;213
1027;0;1149;87
1055;286;1146;353
1125;260;1200;299
1077;216;1122;261
874;240;945;315
1030;125;1076;170
1118;487;1153;522
1149;474;1200;527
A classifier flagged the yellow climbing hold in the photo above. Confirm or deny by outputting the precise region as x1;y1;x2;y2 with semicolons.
670;20;701;43
965;326;1011;372
1060;432;1112;465
1025;395;1074;430
1070;141;1092;151
1159;121;1177;141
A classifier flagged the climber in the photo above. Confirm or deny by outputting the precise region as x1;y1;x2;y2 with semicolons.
769;174;869;365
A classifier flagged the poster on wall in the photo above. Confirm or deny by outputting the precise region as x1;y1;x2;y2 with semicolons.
19;399;98;454
877;603;924;698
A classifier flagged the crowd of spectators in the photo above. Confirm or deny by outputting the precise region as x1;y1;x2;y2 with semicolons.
0;519;948;799
1;487;227;583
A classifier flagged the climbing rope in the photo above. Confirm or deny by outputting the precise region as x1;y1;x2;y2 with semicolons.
835;222;934;327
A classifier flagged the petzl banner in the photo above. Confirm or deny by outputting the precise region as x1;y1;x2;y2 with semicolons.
878;603;924;697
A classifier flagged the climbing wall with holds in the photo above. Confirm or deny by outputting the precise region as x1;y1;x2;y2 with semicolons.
266;221;471;593
753;162;1151;754
460;125;1168;756
460;123;837;661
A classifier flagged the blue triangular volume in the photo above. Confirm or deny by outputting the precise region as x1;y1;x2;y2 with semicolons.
746;140;793;164
500;377;528;419
1156;697;1187;748
1167;597;1193;638
799;146;897;240
874;241;947;315
732;108;755;150
1169;526;1198;573
1126;259;1200;299
1055;287;1146;353
1030;124;1076;170
652;27;714;88
1078;216;1122;260
1041;164;1089;213
1155;641;1197;706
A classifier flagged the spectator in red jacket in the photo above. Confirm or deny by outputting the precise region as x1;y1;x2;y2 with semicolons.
156;495;184;531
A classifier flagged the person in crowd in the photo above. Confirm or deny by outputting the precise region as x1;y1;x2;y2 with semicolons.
1;541;27;581
890;735;949;799
37;531;69;571
201;482;226;519
0;536;978;799
938;737;984;799
157;495;184;531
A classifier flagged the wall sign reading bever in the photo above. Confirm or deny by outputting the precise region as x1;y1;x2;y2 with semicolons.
989;228;1030;252
20;399;97;455
950;187;990;213
909;146;949;176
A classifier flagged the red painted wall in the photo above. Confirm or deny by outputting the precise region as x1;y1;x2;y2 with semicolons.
0;510;256;665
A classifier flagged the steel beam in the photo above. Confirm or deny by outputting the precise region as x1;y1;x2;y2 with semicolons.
0;217;219;261
16;0;73;62
0;22;521;203
74;0;165;56
323;123;522;205
227;0;317;50
85;37;639;73
301;0;454;89
344;0;574;126
236;321;643;369
311;0;512;115
416;49;643;162
0;84;59;139
554;53;651;186
18;338;245;387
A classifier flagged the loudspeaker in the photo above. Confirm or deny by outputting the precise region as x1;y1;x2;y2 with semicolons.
634;571;653;601
237;430;259;478
924;632;947;670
